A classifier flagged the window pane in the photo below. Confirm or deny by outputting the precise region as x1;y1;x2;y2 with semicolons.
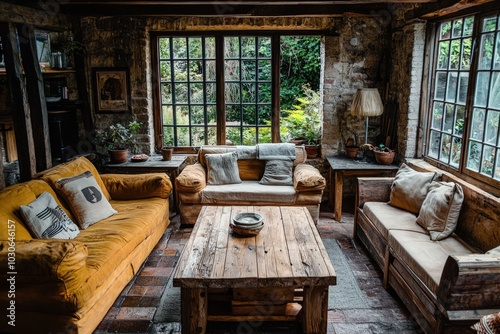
162;127;174;146
226;37;240;58
450;40;461;69
162;105;173;124
495;150;500;180
174;61;187;81
475;72;490;107
189;61;203;81
461;38;472;70
160;61;171;81
225;60;240;80
259;83;271;103
191;126;206;146
489;72;500;108
206;83;216;103
455;105;465;135
437;41;450;69
174;83;188;103
159;38;170;58
226;105;241;123
464;17;474;36
191;106;205;125
485;110;499;145
227;127;241;145
161;83;172;103
443;103;454;133
176;106;189;125
242;60;256;80
258;60;272;81
241;37;256;58
188;38;202;59
177;127;190;146
440;133;452;163
457;72;469;104
483;16;497;32
467;141;482;172
446;72;458;102
258;105;272;125
494;32;500;70
207;105;216;124
432;102;444;129
471;108;486;140
258;37;271;57
190;84;204;104
258;127;272;143
440;22;452;40
226;83;240;103
452;18;463;38
206;60;216;81
435;72;447;100
479;33;494;70
242;127;257;145
242;105;256;125
172;38;187;58
242;83;256;103
429;130;441;159
450;137;462;167
205;37;216;59
481;146;496;176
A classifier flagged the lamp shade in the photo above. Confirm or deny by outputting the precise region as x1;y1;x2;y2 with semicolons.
350;88;384;117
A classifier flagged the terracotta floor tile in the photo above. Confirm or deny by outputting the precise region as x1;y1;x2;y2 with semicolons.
140;267;173;277
116;307;156;320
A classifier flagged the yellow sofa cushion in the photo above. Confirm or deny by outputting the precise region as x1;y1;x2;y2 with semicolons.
0;239;93;312
77;197;169;292
175;163;206;193
293;163;326;191
38;156;111;201
102;173;172;200
0;180;74;240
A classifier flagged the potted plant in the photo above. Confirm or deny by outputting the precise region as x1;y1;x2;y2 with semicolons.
281;86;322;158
373;143;395;164
51;35;85;69
95;121;142;164
344;138;359;158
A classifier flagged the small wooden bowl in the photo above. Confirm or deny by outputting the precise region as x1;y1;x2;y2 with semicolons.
229;222;264;237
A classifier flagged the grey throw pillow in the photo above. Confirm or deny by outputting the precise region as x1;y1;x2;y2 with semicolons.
259;160;293;185
205;152;242;185
56;170;117;229
416;181;464;241
20;192;80;239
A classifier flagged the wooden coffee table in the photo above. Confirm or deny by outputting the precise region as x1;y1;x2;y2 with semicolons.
173;206;336;334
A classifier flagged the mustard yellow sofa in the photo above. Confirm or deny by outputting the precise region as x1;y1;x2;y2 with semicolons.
175;145;326;224
0;157;172;334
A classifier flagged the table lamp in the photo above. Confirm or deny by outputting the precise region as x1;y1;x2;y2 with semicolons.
350;88;384;145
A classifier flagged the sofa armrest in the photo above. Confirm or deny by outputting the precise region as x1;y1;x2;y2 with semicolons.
356;177;394;208
0;239;92;310
438;254;500;310
101;173;172;200
293;163;326;192
175;163;207;193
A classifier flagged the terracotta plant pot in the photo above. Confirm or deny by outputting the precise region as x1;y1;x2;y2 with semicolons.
374;149;395;165
161;147;173;161
345;146;359;159
305;144;320;159
108;149;128;164
289;139;305;146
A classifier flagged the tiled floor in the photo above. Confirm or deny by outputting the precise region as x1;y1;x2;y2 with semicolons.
95;210;422;334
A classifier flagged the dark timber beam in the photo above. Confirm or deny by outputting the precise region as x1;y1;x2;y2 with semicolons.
405;0;497;21
18;25;52;172
0;2;72;31
0;22;37;182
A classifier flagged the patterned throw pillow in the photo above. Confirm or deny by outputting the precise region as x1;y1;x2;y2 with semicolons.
205;152;242;185
20;192;80;239
56;170;117;229
472;312;500;334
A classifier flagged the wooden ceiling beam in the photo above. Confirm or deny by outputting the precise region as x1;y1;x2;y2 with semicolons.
405;0;496;21
0;2;72;31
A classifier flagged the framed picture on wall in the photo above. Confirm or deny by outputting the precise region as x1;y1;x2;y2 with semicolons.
92;68;130;113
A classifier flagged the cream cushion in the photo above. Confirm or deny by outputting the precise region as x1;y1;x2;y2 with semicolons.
416;181;464;241
56;171;117;229
20;192;80;239
389;163;438;214
205;152;242;185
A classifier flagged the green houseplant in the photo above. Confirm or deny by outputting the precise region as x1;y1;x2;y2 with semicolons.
95;121;142;164
280;86;322;158
373;143;395;165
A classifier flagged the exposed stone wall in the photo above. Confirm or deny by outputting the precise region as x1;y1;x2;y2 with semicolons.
388;21;426;160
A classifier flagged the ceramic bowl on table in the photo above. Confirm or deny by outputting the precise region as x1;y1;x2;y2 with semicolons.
230;213;264;237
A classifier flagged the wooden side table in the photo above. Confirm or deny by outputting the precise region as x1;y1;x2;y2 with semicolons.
326;156;399;221
103;155;187;212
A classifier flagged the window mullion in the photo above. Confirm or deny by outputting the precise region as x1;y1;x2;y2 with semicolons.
216;35;225;145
